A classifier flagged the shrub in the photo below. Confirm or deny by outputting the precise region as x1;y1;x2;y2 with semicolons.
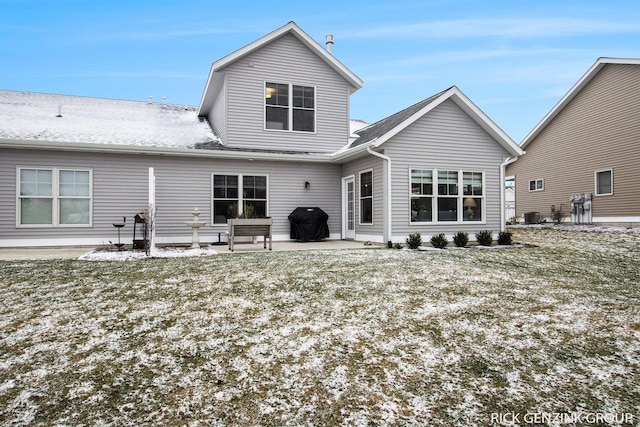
475;230;493;246
430;233;448;249
453;231;469;247
405;232;422;249
498;231;513;245
393;242;403;249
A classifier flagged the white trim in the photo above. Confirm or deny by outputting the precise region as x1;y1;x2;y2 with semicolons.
354;233;384;244
592;216;640;223
594;168;614;196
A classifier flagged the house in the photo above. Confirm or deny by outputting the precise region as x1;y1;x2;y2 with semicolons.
0;22;523;248
506;57;640;224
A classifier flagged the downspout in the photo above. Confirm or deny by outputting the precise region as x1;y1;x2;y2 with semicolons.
500;156;518;232
367;145;392;244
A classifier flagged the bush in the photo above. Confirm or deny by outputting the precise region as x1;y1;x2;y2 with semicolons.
475;230;493;246
430;233;448;249
405;232;422;249
498;231;513;245
393;242;403;249
453;231;469;247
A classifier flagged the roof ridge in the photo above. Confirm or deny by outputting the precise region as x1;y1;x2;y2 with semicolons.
0;88;196;108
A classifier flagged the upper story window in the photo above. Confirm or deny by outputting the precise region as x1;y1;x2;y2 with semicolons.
265;82;315;132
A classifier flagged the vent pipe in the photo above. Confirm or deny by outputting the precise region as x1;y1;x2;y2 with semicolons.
325;35;334;54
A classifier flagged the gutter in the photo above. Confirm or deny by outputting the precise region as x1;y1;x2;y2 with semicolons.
500;156;519;231
0;139;335;163
366;146;392;244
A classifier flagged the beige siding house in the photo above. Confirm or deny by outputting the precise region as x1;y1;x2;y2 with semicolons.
506;58;640;224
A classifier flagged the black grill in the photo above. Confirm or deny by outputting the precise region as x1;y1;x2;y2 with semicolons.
288;207;329;241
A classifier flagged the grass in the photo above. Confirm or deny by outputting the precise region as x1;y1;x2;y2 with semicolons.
0;227;639;426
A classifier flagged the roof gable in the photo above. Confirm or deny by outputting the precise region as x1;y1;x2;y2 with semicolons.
349;86;523;157
521;57;640;148
198;21;363;115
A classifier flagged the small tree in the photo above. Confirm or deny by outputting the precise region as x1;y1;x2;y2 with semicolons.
475;230;493;246
498;231;513;245
430;233;448;249
406;232;422;249
453;231;469;247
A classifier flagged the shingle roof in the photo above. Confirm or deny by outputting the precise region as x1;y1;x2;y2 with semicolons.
350;88;451;147
0;90;219;148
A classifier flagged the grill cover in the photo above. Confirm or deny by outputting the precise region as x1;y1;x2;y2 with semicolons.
288;207;329;241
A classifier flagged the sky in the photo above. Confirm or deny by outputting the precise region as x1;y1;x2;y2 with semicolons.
1;0;639;143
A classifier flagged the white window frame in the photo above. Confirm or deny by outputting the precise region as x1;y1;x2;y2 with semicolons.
16;166;93;228
211;173;269;225
264;81;316;133
359;169;373;225
410;169;434;223
408;167;486;224
528;178;544;192
594;169;613;196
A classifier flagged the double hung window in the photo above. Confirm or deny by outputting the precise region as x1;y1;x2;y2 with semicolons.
18;167;92;226
212;174;268;224
265;82;315;132
410;170;433;222
360;170;373;224
437;170;459;222
410;168;484;223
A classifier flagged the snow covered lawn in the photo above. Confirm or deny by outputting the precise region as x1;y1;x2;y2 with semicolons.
1;227;638;426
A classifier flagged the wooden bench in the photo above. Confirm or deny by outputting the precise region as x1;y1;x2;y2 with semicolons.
227;218;273;252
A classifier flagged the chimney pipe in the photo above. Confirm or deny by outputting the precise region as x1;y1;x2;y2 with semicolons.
325;34;334;54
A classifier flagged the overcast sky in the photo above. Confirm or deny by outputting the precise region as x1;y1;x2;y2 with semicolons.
1;0;639;142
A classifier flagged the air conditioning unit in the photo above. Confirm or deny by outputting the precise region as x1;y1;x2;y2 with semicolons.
524;211;541;224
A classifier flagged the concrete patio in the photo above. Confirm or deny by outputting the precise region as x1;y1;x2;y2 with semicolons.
0;240;384;261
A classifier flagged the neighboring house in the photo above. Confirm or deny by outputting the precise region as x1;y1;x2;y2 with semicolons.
0;21;523;248
506;57;640;224
504;186;515;222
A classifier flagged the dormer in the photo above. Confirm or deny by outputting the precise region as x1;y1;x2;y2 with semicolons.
198;22;363;153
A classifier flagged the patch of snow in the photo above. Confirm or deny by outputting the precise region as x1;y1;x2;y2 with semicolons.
0;90;219;149
78;246;217;261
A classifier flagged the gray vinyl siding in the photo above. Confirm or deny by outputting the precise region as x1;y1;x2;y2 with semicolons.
507;63;640;221
341;155;384;238
385;99;510;240
0;148;342;246
210;77;227;144
218;33;352;153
